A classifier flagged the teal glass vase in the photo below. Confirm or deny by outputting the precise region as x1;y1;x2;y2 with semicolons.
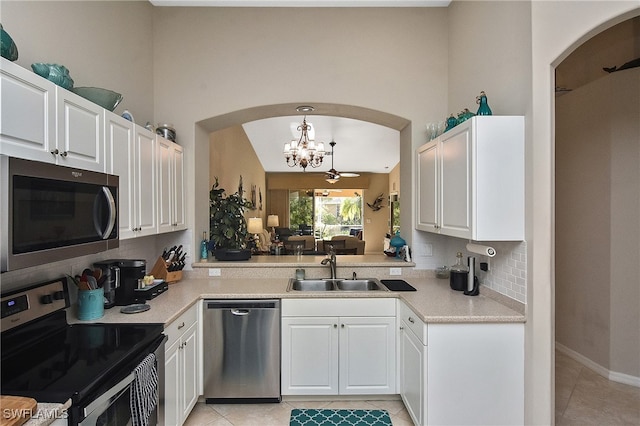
476;91;493;116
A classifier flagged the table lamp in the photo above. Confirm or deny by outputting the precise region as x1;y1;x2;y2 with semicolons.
267;215;279;240
247;217;263;251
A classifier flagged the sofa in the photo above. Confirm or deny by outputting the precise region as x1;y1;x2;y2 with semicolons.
286;235;316;251
319;235;366;255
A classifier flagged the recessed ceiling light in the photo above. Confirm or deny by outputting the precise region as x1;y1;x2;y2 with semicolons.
296;105;315;113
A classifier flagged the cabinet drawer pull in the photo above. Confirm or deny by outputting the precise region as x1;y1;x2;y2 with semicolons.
177;321;185;329
408;317;415;324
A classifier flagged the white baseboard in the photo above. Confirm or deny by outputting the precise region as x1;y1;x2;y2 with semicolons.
556;342;640;388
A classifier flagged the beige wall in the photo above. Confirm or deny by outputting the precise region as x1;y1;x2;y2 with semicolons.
0;1;155;124
531;1;639;422
362;173;390;253
556;68;640;379
388;162;400;198
210;126;267;226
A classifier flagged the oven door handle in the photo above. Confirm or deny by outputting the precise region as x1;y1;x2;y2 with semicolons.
82;371;135;418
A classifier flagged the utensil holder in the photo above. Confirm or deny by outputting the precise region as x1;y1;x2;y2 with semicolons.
77;287;104;320
150;257;182;284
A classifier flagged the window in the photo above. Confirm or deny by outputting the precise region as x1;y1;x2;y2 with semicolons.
288;189;364;239
314;189;363;240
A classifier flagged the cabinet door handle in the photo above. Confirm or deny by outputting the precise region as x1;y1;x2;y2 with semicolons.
333;324;337;328
50;149;59;155
177;321;185;329
408;317;415;324
60;151;68;157
399;326;404;330
341;324;345;328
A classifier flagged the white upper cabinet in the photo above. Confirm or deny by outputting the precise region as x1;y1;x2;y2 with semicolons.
416;116;524;241
157;136;186;234
1;59;57;163
56;87;105;172
0;59;105;172
134;127;158;237
106;113;136;239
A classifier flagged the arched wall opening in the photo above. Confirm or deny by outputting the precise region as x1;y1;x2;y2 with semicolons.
192;102;412;256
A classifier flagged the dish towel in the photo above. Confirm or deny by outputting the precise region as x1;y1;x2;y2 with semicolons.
130;353;158;426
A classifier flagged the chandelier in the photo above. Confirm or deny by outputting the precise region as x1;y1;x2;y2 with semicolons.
283;117;325;171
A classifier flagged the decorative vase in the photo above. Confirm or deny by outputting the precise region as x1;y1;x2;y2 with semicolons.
457;108;475;125
476;91;493;115
389;231;406;258
444;114;458;132
0;24;18;61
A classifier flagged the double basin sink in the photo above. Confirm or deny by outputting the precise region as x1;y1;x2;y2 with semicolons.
287;278;387;292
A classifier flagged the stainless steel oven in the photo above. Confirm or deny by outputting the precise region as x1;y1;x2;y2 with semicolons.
1;156;119;272
1;278;165;426
79;335;166;426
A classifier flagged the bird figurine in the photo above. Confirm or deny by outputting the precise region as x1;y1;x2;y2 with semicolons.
367;193;385;211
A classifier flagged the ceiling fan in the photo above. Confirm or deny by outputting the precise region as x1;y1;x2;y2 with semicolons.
325;141;360;184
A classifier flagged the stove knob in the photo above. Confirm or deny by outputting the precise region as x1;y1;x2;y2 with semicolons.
53;291;65;300
41;294;54;304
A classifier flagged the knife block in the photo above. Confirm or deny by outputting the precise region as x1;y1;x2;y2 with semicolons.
150;257;182;284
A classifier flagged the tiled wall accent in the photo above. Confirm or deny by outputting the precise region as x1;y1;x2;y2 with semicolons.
412;231;528;304
476;241;527;303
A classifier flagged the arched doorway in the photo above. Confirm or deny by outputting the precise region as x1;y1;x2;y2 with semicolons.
529;3;639;424
554;16;640;423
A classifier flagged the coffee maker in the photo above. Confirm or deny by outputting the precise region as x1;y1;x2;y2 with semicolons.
93;260;120;309
95;259;146;306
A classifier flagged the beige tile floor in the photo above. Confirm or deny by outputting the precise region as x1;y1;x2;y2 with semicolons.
184;350;640;426
556;350;640;425
184;399;413;426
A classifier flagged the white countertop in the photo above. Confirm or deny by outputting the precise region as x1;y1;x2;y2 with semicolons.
70;276;525;327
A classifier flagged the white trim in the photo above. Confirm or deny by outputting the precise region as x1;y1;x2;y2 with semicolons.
556;342;640;388
149;0;451;7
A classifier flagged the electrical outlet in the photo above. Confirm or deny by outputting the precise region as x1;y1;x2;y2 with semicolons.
390;267;402;276
208;268;221;277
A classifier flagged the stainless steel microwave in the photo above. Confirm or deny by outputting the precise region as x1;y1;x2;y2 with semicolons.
1;156;119;272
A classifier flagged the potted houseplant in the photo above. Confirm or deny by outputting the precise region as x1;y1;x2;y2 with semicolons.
209;176;254;261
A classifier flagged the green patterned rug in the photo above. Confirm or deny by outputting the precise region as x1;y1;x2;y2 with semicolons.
289;408;392;426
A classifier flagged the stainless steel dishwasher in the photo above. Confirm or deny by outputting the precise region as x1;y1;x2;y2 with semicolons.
203;299;281;403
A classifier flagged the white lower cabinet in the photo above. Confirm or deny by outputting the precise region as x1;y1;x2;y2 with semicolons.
281;298;396;396
397;301;524;426
163;304;200;426
399;302;427;426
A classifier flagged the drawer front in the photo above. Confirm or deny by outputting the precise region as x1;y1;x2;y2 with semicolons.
282;298;395;317
164;303;198;347
399;301;427;345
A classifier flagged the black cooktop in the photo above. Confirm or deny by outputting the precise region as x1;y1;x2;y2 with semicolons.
1;311;163;404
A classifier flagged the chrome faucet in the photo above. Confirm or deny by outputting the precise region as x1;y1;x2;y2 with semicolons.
321;247;337;279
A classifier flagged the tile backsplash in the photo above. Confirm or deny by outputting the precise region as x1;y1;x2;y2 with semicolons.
412;231;527;304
